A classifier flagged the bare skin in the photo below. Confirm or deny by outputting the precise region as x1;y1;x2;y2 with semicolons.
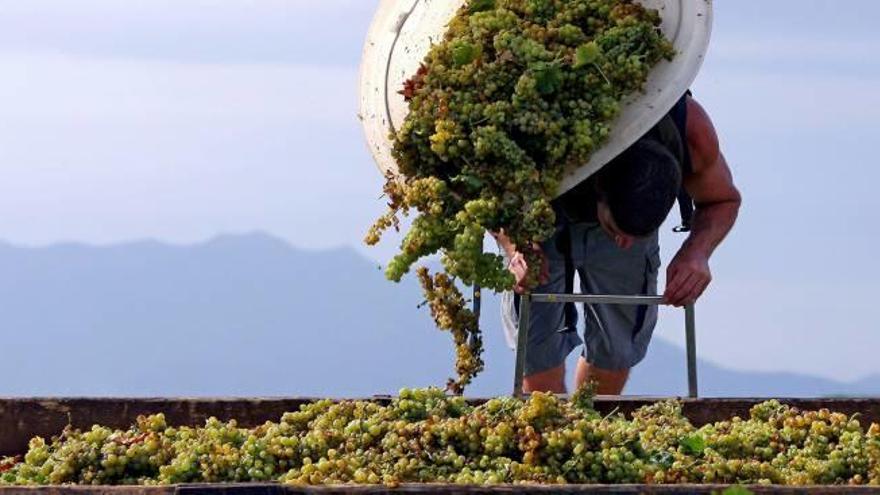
575;357;630;395
523;358;630;395
523;365;567;395
501;95;742;394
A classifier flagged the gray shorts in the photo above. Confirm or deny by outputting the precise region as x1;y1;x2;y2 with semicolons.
501;223;661;374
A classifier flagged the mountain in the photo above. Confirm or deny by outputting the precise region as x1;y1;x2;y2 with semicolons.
633;339;880;398
0;233;876;398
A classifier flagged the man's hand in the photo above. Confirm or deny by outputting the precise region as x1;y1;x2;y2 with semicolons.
507;246;550;294
508;245;550;294
664;248;712;307
493;231;550;293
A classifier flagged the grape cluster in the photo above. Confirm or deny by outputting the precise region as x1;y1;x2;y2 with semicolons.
5;391;880;488
367;0;676;392
416;267;485;394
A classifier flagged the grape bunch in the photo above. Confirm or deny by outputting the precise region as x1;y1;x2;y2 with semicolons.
5;391;880;488
366;0;676;392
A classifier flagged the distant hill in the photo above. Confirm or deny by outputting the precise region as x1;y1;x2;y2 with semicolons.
0;233;876;398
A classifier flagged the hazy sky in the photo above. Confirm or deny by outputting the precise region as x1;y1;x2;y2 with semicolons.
1;1;879;383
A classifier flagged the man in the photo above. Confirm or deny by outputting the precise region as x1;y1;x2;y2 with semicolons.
496;93;741;395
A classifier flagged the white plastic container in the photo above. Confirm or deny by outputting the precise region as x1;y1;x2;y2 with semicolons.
359;0;713;197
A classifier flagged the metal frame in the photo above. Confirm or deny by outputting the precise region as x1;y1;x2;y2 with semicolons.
513;294;697;399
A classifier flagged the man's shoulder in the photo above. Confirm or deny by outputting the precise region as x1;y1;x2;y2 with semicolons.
684;97;721;174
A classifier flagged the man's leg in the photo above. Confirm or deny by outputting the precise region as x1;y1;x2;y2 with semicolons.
524;364;567;394
574;357;629;395
500;225;581;395
576;225;661;395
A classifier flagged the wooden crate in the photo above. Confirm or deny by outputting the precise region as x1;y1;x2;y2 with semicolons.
3;397;880;494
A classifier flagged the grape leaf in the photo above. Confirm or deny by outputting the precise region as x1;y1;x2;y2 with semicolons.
649;451;674;469
452;42;480;67
532;62;562;95
680;434;706;456
574;42;601;68
468;0;495;14
452;174;485;190
399;64;429;101
721;487;755;495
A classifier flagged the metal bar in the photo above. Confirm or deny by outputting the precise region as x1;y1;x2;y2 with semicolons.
513;292;699;398
513;294;531;398
472;285;482;320
527;293;699;398
685;304;698;398
531;294;666;306
469;285;482;351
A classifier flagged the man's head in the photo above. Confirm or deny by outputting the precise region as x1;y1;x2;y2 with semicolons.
595;138;682;249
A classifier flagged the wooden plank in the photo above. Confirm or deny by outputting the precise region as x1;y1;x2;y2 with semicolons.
0;398;320;458
0;487;174;495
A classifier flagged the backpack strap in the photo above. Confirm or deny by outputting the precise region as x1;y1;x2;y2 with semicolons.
557;225;578;333
670;92;695;233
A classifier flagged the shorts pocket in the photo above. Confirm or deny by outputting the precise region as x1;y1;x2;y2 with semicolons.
645;247;661;298
631;249;661;343
647;248;662;279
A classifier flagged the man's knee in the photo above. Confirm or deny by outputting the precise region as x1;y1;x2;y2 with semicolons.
577;360;631;395
524;364;566;394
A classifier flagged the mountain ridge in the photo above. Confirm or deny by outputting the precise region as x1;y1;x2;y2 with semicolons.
0;232;875;398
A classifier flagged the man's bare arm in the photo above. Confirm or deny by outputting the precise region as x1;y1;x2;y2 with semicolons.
664;97;742;307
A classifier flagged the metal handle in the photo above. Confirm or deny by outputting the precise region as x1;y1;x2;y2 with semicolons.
513;294;532;398
513;294;698;399
685;304;698;399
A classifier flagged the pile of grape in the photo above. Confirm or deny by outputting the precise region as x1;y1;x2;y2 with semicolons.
365;0;676;393
4;389;880;487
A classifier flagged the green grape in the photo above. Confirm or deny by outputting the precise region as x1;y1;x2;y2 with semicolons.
3;396;880;487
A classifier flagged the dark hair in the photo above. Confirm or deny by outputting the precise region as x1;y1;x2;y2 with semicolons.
597;138;682;237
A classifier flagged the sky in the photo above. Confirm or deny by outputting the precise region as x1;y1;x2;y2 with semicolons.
1;1;879;384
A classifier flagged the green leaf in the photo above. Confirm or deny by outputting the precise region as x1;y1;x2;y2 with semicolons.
680;434;706;456
452;42;480;67
452;174;484;190
468;0;495;14
574;42;601;68
649;451;674;469
721;487;755;495
532;62;562;95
